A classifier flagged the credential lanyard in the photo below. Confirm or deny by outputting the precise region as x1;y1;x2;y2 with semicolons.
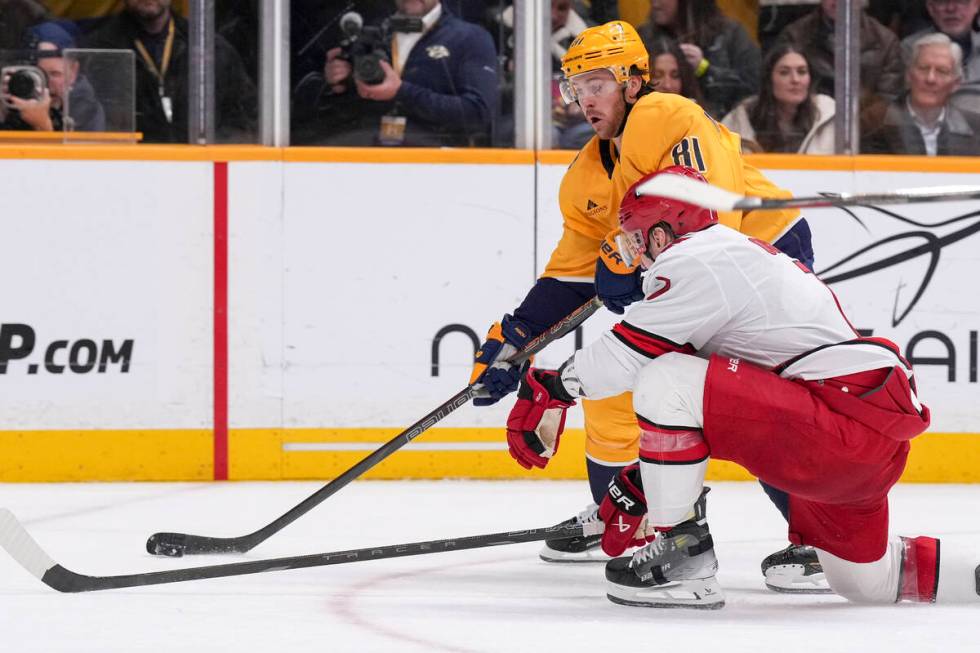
134;18;176;123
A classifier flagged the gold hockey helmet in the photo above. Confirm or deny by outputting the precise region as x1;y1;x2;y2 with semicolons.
559;21;650;104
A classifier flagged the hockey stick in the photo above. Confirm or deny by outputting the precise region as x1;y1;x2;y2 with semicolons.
0;508;591;593
146;296;603;557
636;174;980;212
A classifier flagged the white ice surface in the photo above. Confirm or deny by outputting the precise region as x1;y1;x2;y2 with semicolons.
0;481;976;652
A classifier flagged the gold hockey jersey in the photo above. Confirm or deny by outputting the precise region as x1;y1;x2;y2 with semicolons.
543;92;800;281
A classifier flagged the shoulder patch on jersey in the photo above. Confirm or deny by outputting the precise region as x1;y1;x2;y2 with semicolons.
645;275;671;301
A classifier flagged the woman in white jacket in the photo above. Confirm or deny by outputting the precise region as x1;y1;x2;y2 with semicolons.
722;43;836;154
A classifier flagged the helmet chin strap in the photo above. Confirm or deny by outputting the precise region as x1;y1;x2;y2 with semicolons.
616;94;631;137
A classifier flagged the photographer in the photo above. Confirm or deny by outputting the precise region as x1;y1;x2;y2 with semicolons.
83;0;257;143
293;0;498;147
0;22;105;132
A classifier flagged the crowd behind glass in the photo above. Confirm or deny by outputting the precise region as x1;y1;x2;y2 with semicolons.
1;0;978;156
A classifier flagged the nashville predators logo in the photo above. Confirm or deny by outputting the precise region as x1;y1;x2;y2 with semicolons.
426;45;450;60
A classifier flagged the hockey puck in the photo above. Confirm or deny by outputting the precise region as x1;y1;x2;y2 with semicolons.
146;532;186;557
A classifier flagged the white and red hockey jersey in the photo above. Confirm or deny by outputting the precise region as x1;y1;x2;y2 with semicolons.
570;224;909;400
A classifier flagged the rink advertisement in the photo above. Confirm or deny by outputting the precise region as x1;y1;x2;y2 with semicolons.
0;157;215;481
768;167;980;435
1;149;979;482
0;323;134;375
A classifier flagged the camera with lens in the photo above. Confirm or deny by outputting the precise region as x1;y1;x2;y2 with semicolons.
1;64;47;108
338;12;390;86
338;12;422;86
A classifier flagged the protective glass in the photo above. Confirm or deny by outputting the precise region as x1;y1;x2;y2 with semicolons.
558;70;623;104
63;49;135;136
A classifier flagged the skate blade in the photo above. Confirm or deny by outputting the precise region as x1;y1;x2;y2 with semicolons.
539;547;612;563
539;542;646;564
765;565;833;594
606;577;725;609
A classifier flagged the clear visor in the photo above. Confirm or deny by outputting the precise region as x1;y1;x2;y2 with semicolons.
558;70;624;104
615;229;649;269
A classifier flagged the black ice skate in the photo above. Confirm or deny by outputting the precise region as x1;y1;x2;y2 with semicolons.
539;504;611;563
605;490;723;609
761;544;832;594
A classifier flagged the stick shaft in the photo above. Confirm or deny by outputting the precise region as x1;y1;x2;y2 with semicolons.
638;173;980;212
46;522;584;592
750;187;980;211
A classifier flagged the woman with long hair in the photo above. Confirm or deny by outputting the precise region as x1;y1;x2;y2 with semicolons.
637;0;759;117
722;42;835;154
645;35;704;105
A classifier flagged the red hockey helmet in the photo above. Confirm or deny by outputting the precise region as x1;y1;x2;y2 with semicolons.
616;166;718;268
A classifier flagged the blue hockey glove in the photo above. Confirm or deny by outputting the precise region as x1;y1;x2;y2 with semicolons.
596;231;643;315
470;315;533;406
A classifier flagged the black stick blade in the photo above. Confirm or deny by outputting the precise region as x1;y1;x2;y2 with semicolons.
146;532;187;557
146;532;252;557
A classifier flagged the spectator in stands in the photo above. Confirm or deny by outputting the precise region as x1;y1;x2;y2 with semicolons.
293;0;498;147
864;32;980;156
775;0;904;102
0;0;48;49
868;0;933;38
291;0;393;91
636;0;760;118
585;0;619;24
550;0;594;149
903;0;980;115
0;21;105;132
646;35;704;103
722;43;836;154
550;0;589;65
217;2;258;86
83;0;257;143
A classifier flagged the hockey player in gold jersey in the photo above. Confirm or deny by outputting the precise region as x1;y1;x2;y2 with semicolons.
471;21;825;593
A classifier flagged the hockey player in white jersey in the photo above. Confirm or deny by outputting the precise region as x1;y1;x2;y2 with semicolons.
505;166;980;608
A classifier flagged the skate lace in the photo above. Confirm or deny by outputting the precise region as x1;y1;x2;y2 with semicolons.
575;503;601;526
633;535;667;565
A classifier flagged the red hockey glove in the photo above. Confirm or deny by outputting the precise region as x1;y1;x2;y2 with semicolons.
505;368;576;470
598;464;649;556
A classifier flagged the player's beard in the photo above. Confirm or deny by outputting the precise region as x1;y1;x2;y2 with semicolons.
587;103;626;140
